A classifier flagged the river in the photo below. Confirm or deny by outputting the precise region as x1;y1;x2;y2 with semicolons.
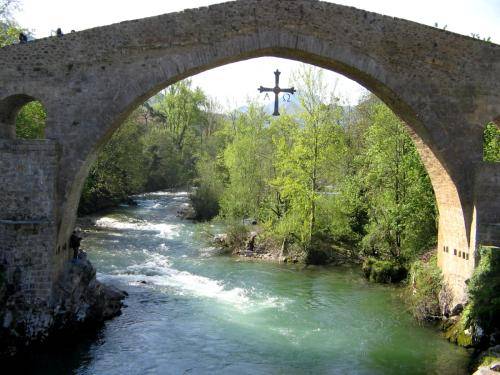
25;191;470;374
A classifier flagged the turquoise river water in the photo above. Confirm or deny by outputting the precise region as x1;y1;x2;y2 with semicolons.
21;191;470;374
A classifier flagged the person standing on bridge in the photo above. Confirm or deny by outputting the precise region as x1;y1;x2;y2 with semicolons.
18;32;28;44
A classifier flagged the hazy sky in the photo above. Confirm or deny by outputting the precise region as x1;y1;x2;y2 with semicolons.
14;0;500;108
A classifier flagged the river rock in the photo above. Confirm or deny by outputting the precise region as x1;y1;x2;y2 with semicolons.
52;255;126;325
213;233;228;247
474;368;494;375
176;203;196;220
474;365;500;375
451;303;464;316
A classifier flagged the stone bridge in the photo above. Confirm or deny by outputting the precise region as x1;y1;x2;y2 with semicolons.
0;0;499;343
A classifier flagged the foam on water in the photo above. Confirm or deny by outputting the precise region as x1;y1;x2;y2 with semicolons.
101;251;286;311
95;217;180;239
134;191;189;198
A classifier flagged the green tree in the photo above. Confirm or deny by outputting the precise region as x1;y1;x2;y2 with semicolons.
190;105;228;220
271;66;345;254
15;101;45;139
484;122;500;162
358;100;436;262
79;112;148;214
219;104;273;220
143;80;208;189
0;0;21;47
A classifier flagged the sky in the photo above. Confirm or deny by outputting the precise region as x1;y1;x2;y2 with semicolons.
14;0;500;108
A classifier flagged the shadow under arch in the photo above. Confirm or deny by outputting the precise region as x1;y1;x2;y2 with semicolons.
61;48;471;276
0;93;46;139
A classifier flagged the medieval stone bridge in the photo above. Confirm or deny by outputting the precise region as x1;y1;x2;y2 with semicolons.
0;0;499;335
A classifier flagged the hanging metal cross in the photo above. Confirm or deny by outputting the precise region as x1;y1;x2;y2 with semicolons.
258;70;296;116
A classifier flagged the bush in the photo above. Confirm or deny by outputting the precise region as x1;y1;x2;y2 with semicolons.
362;258;407;283
464;246;500;336
406;254;443;321
190;186;220;221
225;222;250;251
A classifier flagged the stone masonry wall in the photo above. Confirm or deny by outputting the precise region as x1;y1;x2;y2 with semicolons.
0;140;59;303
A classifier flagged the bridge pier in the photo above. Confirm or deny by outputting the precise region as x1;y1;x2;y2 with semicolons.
0;140;125;357
0;140;62;351
437;163;500;308
0;140;60;303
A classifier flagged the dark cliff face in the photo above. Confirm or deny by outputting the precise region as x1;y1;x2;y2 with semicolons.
0;254;126;358
51;253;127;330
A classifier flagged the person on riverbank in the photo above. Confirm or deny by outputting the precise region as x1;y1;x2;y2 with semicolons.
70;229;82;259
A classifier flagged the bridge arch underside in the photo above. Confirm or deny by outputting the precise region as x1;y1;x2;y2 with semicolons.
1;0;498;307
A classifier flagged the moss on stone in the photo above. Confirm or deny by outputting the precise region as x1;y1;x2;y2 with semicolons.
443;316;473;347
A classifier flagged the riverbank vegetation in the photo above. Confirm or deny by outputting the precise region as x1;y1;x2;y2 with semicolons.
78;81;220;214
192;66;438;273
463;246;500;344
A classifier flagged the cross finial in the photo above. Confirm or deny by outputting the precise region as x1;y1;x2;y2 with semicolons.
258;70;296;116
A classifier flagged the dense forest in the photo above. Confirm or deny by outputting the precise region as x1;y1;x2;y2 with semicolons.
68;68;437;269
72;67;499;278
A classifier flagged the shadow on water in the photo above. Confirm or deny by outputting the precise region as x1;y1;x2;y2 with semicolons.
3;324;105;375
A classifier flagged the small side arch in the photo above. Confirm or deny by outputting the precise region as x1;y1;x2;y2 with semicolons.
0;94;46;139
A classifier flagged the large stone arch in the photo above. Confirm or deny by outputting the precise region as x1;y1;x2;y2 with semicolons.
1;0;499;306
65;45;475;303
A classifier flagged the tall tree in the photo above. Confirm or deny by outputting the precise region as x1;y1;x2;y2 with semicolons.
79;112;148;214
142;80;208;190
272;66;345;251
358;100;436;261
0;0;22;47
219;104;273;220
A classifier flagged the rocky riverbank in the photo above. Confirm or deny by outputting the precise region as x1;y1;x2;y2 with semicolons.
0;251;126;358
211;225;360;265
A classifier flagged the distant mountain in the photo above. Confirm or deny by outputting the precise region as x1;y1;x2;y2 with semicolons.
237;93;302;116
237;94;355;124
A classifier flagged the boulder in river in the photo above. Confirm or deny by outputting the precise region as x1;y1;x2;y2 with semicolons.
176;203;196;220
